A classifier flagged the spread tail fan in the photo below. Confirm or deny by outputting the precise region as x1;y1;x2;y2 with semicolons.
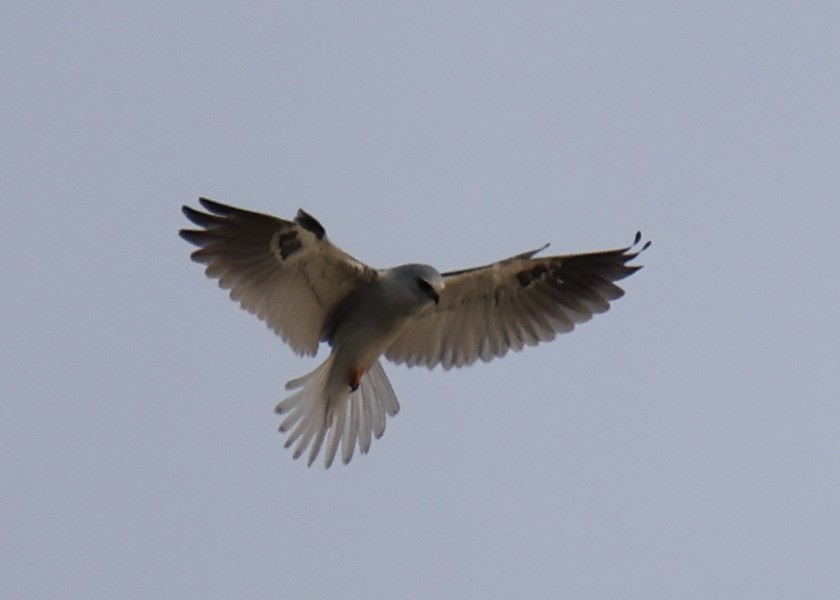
276;357;400;468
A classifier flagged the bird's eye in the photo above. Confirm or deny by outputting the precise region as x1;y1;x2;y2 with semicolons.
416;278;433;293
415;277;440;305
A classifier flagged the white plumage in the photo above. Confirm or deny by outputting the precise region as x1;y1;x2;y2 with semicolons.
180;198;649;467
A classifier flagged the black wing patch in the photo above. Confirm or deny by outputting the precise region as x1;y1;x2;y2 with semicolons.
274;229;303;260
294;209;326;240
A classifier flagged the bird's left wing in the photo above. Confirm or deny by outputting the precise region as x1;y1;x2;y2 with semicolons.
384;233;650;370
180;198;378;356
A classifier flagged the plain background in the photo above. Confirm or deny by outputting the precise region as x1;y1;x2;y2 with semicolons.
2;2;839;598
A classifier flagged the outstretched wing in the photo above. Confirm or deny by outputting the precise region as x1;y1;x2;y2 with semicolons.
384;233;650;370
180;198;378;356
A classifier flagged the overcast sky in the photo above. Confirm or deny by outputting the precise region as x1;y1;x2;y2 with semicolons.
2;2;839;599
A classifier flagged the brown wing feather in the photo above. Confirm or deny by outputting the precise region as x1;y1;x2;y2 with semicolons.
180;198;377;356
384;234;649;369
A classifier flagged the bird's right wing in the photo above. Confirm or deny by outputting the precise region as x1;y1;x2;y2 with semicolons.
385;233;650;370
180;198;378;356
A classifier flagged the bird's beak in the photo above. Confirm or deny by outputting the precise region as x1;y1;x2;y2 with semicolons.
431;291;440;305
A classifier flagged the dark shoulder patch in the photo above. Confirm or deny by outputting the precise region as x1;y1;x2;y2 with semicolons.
274;228;303;260
516;263;549;288
295;209;326;240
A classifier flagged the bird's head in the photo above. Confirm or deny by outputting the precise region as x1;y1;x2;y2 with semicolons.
391;264;445;306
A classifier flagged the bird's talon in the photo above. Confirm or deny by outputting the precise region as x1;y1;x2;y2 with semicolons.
349;368;363;392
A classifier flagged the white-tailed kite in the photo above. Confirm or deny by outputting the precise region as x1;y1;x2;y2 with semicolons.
180;198;650;467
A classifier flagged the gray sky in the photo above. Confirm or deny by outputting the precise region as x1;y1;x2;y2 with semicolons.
3;2;839;598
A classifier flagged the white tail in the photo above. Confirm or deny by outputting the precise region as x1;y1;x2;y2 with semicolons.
276;356;400;468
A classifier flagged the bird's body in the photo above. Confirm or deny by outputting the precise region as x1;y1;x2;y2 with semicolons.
180;198;649;467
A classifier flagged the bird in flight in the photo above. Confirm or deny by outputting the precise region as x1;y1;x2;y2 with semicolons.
180;198;650;468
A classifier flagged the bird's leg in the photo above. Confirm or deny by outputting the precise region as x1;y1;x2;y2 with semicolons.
348;368;364;392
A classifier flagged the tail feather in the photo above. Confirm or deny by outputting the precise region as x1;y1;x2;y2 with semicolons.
362;359;398;440
307;423;329;466
357;385;373;454
324;416;343;469
275;357;400;468
342;395;362;465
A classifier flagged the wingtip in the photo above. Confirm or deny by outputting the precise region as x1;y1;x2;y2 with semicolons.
514;242;550;260
620;231;652;266
198;197;230;215
294;208;327;240
630;231;652;252
178;228;199;244
181;204;202;222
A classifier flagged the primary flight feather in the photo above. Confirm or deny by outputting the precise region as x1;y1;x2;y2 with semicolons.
180;198;650;467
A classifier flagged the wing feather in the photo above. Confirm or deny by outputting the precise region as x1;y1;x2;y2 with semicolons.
180;198;377;356
495;285;526;353
385;234;649;370
479;294;507;359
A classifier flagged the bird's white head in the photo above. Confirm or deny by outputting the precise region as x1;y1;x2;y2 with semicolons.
389;263;445;307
